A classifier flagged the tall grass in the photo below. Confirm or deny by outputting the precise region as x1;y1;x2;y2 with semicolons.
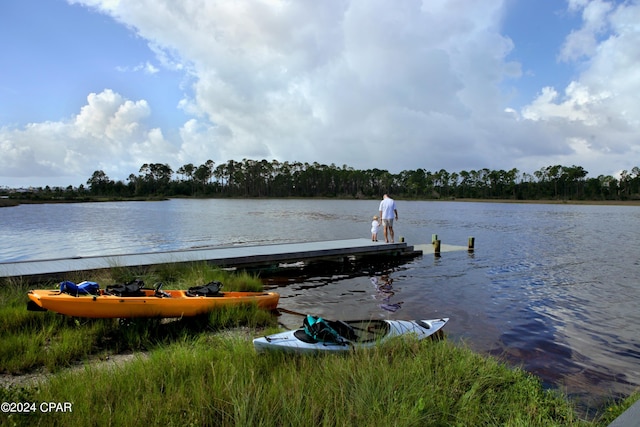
1;266;637;426
4;335;624;427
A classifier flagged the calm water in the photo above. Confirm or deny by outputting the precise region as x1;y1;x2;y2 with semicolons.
1;199;639;411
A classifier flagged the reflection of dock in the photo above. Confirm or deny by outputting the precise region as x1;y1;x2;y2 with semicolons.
0;239;421;282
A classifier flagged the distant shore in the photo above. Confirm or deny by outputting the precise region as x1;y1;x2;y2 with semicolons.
0;199;19;207
0;196;161;208
444;197;640;206
2;196;640;209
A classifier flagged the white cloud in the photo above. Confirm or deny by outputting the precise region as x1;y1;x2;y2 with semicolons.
66;0;517;174
521;83;612;125
4;0;640;187
0;89;175;185
117;61;160;74
560;0;613;61
518;0;640;176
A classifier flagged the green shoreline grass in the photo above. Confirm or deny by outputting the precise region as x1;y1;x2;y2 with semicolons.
1;263;638;426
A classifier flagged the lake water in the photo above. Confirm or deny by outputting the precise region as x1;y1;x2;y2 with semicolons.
1;198;639;413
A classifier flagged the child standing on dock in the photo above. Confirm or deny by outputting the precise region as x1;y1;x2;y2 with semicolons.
371;215;380;241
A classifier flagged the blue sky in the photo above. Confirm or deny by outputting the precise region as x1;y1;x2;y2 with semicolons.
501;0;580;104
1;0;638;188
1;0;187;129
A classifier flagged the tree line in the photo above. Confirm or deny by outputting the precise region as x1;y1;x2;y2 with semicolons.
6;159;640;201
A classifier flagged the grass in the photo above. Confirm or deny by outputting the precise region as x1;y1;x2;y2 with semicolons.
0;263;269;373
1;264;638;426
4;337;632;427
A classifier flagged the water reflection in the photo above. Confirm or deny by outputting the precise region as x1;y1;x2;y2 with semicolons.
371;276;404;313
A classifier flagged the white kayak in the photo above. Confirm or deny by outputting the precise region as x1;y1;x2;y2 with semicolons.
253;317;449;354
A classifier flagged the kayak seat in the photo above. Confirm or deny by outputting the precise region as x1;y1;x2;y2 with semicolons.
105;280;146;297
294;329;319;343
186;281;224;297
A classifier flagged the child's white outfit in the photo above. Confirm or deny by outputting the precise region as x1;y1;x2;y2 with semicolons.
371;220;379;239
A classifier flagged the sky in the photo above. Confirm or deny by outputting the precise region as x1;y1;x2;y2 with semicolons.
1;0;639;188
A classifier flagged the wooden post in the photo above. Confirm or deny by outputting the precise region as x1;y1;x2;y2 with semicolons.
432;234;438;244
434;239;441;255
400;236;405;242
468;237;475;252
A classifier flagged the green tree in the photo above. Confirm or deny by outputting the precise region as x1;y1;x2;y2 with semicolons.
86;170;113;195
194;160;214;195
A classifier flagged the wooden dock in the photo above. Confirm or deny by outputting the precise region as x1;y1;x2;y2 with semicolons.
0;239;421;282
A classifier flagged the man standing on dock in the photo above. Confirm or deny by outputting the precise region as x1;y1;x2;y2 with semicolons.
379;194;398;243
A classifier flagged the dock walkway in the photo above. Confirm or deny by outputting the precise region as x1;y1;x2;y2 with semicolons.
0;239;419;281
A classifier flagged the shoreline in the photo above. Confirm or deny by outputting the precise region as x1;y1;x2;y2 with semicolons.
2;196;640;208
443;197;640;206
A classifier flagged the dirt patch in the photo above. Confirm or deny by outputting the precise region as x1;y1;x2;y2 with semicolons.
0;352;148;389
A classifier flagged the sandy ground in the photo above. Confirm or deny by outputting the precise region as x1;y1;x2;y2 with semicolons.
0;352;147;389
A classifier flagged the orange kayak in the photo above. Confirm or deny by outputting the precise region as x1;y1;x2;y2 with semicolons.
27;288;279;318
